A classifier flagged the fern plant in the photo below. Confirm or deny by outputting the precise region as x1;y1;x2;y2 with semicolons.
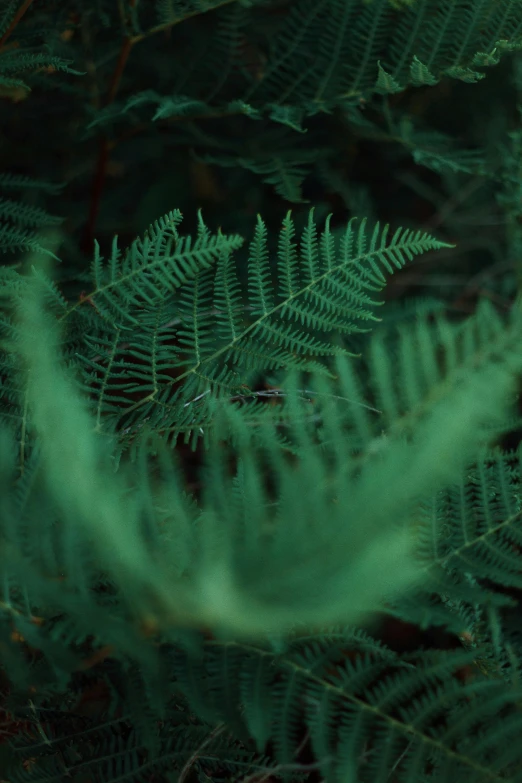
1;221;522;782
0;173;64;258
0;208;449;466
3;1;522;783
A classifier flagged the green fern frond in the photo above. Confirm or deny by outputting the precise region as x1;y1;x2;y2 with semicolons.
0;173;64;259
4;268;522;645
1;209;446;461
53;208;448;454
172;635;522;783
0;173;64;194
247;0;522;112
0;0;18;38
3;243;522;782
67;209;244;328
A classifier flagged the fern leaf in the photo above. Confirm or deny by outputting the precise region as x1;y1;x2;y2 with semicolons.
70;208;447;451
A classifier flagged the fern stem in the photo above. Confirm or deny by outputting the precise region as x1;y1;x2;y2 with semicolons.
83;5;135;253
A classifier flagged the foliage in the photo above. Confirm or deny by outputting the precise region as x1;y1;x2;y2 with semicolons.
2;2;522;783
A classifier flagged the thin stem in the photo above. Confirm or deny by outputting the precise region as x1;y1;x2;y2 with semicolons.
83;0;241;252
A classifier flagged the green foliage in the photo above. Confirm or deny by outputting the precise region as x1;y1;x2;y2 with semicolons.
0;208;450;462
3;239;522;782
0;174;64;257
2;1;522;783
